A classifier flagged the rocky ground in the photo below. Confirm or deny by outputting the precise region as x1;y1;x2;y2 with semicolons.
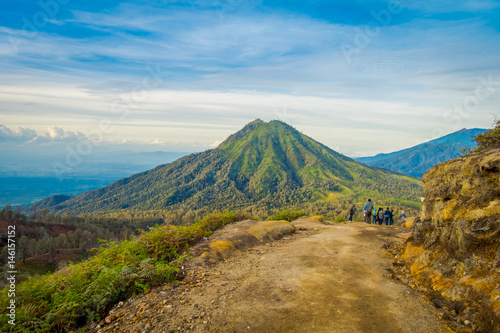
88;218;451;333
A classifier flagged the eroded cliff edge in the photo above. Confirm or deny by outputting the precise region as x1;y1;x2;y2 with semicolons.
403;148;500;332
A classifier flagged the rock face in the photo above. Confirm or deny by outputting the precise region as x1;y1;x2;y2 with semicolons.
404;148;500;332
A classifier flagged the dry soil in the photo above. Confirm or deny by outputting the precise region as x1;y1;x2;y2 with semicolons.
91;218;451;333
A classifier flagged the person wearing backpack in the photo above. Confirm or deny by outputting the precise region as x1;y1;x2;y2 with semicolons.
363;199;374;223
390;209;395;225
384;207;391;225
372;207;378;224
377;207;385;225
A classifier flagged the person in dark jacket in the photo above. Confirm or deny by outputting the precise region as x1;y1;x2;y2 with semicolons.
377;207;384;225
399;211;407;220
348;205;355;222
390;210;395;225
384;207;391;225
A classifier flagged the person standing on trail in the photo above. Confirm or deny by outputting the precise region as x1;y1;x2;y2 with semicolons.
348;205;355;222
384;207;391;225
390;209;395;225
377;207;384;225
363;199;373;224
372;207;378;224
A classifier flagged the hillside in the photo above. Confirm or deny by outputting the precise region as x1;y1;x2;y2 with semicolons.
35;120;423;217
355;128;486;178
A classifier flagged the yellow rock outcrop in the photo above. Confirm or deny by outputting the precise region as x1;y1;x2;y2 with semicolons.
404;148;500;331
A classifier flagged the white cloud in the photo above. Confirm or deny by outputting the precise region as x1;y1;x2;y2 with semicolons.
0;124;84;145
0;125;37;142
210;140;222;148
47;126;65;139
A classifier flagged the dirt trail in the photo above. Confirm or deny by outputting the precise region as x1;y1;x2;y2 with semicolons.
93;219;450;333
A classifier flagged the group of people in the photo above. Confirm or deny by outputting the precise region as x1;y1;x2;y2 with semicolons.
347;199;407;225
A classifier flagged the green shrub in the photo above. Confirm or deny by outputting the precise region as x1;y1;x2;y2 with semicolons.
267;209;308;222
463;116;500;155
334;215;346;222
0;211;250;333
474;116;500;151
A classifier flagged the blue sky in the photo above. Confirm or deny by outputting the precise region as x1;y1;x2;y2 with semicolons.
1;0;500;163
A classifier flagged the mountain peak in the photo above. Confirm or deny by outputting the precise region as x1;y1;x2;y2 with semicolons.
35;120;423;216
356;127;487;177
249;119;265;125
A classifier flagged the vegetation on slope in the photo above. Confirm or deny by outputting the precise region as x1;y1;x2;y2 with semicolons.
473;116;500;151
266;209;307;222
0;211;251;333
33;120;423;218
0;205;163;287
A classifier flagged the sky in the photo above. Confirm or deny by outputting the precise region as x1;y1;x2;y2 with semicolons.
1;0;500;166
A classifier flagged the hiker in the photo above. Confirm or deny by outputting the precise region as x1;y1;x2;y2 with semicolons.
363;199;374;224
372;207;378;224
390;209;395;225
384;207;391;225
377;207;384;225
348;205;355;222
399;211;407;220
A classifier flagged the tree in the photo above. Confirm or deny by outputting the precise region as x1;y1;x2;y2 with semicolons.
474;115;500;151
18;235;30;263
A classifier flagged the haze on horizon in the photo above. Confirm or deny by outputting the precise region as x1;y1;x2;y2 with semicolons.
1;0;500;163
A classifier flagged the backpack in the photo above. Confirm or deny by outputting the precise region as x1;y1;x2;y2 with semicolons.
366;202;373;214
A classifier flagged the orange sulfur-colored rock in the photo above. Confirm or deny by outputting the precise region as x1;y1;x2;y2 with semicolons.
404;148;500;332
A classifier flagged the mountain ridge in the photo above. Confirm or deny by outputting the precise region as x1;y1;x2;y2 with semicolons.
34;120;423;218
355;128;486;177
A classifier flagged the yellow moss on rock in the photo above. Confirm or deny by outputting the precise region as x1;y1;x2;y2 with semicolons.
402;243;424;260
403;217;416;229
309;215;324;223
199;240;240;263
209;240;238;254
247;221;295;242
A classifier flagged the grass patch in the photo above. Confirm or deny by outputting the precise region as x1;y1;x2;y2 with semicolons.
0;211;251;333
267;209;308;222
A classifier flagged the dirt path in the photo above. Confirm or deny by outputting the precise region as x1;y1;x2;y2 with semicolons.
94;220;450;333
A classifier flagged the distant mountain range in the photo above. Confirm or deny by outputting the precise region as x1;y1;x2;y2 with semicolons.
34;120;423;216
355;128;486;178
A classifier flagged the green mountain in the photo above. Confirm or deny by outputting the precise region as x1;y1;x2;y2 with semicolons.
35;120;423;217
355;128;486;178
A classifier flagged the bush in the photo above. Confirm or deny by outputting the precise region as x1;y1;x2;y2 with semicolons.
334;215;346;222
474;116;500;151
0;211;250;333
463;116;500;155
267;209;308;222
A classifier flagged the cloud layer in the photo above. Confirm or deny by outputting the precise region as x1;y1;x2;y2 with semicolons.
0;0;499;156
